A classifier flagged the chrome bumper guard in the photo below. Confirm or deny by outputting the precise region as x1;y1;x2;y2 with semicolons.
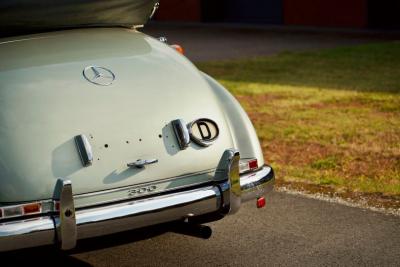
0;149;274;252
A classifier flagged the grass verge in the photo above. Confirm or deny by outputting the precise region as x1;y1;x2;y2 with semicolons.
197;42;400;206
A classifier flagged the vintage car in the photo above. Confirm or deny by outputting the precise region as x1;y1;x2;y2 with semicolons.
0;0;274;251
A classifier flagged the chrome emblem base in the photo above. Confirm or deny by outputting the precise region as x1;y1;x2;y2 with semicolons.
171;118;220;149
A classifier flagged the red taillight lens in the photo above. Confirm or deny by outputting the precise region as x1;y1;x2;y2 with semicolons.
239;158;259;174
248;159;258;170
23;203;42;214
257;197;266;208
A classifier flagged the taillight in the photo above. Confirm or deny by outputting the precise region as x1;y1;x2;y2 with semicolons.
3;206;23;218
23;203;42;214
0;201;56;220
257;197;266;208
239;158;259;174
171;44;184;55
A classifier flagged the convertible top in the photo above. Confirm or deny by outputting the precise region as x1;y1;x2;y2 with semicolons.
0;0;158;37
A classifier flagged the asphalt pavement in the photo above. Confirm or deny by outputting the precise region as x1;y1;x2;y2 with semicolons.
3;191;399;266
75;191;400;266
3;23;400;266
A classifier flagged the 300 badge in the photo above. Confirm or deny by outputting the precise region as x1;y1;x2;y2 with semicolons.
128;185;157;196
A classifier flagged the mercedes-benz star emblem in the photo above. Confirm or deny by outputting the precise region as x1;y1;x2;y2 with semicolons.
83;66;115;86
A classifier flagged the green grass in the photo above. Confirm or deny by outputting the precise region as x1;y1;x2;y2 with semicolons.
197;42;400;196
198;42;400;93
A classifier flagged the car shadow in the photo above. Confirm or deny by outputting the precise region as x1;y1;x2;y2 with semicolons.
51;138;82;178
72;223;174;253
1;247;93;267
103;166;143;184
0;223;175;266
162;123;179;156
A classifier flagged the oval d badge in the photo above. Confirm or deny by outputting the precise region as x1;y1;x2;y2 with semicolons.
188;119;219;147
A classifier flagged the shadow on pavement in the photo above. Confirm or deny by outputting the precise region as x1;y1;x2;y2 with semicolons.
1;223;175;267
2;247;93;267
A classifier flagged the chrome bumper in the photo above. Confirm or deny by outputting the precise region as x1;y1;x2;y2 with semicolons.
0;150;274;252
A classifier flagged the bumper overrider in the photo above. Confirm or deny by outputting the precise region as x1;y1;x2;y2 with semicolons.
0;149;274;252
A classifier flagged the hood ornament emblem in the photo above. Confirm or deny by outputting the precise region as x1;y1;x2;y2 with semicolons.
83;66;115;86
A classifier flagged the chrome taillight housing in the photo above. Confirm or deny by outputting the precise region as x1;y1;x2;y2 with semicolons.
239;158;259;174
0;200;59;220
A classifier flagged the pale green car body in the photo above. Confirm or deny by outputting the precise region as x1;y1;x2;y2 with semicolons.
0;28;263;206
0;2;274;252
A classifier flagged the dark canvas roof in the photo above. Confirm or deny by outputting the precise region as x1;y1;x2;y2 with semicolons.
0;0;158;37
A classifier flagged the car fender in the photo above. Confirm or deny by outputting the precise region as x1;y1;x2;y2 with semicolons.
201;72;265;166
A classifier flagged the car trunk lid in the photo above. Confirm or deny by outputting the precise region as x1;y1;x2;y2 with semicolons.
0;28;234;203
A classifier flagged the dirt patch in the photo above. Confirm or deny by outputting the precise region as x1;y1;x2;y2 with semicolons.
263;140;335;166
307;101;366;110
239;93;400;183
340;153;400;179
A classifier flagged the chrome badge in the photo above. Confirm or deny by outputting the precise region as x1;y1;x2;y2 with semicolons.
188;118;219;147
83;66;115;86
128;185;157;197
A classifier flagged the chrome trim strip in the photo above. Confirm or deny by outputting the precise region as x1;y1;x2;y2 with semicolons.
0;218;55;252
73;169;216;209
74;168;216;199
74;180;213;209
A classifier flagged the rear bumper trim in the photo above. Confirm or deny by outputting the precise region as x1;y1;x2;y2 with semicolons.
240;166;275;202
0;151;274;252
0;186;221;252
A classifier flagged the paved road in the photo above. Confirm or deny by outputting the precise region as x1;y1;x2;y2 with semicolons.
3;24;400;266
143;22;399;62
73;192;400;266
3;191;400;266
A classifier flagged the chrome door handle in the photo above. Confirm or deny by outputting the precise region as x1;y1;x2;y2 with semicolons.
127;159;158;169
